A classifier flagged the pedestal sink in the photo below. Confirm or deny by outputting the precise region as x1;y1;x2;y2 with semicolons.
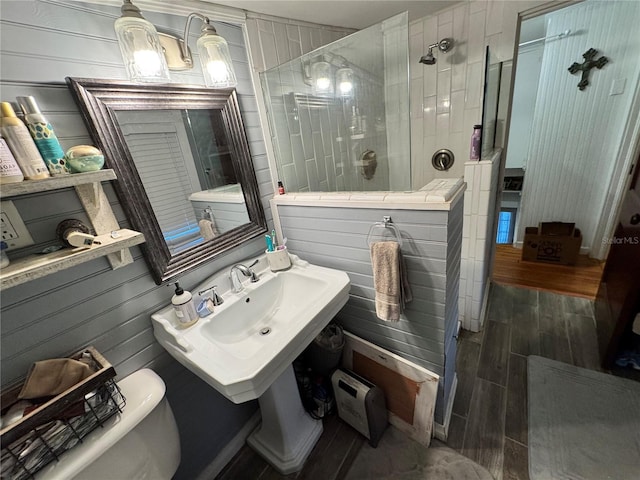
151;254;350;474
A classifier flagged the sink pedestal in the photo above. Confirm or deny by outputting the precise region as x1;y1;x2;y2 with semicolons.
247;364;323;474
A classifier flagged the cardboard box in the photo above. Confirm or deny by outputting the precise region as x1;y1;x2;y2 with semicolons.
522;222;582;265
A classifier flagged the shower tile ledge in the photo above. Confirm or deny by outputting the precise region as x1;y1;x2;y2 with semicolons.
271;183;466;211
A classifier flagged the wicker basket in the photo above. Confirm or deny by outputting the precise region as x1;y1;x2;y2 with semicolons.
0;347;126;480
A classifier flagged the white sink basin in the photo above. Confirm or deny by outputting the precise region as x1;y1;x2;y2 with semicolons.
151;254;350;404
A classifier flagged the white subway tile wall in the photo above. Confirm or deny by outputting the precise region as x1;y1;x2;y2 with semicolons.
460;152;501;331
409;1;545;189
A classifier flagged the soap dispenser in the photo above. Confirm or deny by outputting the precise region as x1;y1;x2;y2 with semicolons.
170;282;198;328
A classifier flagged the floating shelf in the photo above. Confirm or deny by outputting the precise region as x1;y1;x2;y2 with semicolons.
0;168;145;290
0;170;117;198
0;229;145;289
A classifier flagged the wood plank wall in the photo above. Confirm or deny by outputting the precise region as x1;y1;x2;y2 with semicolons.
0;1;345;478
275;198;463;424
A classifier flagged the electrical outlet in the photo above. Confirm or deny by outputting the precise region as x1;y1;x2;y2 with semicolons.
1;201;34;250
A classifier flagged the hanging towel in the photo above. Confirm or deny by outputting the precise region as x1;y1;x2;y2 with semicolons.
370;241;412;322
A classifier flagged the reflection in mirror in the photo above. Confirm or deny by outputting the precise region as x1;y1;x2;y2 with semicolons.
115;109;249;254
66;78;267;285
481;46;502;158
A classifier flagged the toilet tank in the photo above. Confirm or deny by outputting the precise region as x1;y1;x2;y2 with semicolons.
35;369;180;480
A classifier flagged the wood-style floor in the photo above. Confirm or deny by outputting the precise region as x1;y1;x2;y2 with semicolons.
217;412;364;480
217;283;606;480
446;283;602;480
492;244;604;299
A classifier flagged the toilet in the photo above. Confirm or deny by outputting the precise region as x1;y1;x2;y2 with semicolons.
35;368;180;479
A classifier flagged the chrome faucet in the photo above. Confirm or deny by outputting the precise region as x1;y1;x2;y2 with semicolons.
229;259;260;293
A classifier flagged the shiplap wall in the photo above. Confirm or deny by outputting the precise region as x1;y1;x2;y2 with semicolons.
275;199;463;425
0;1;341;478
517;0;640;252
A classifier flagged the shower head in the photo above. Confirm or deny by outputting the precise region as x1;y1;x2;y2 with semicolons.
419;49;436;65
419;38;454;65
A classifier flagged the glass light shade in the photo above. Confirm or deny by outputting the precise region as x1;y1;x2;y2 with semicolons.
197;33;237;88
336;67;355;97
115;16;170;83
311;61;333;95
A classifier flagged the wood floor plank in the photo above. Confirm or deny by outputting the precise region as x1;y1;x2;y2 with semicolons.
510;303;539;356
453;339;481;416
487;283;515;324
538;292;572;363
477;321;511;386
492;245;603;299
503;438;530;480
561;295;594;316
460;328;484;344
446;413;467;452
505;354;528;445
299;420;362;480
511;286;538;306
218;444;269;480
566;314;601;370
462;377;507;480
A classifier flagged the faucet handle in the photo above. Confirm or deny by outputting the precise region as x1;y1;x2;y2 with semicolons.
198;285;224;306
211;285;224;306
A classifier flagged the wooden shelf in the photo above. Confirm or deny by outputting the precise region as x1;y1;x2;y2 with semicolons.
0;170;117;198
0;229;145;289
1;168;145;290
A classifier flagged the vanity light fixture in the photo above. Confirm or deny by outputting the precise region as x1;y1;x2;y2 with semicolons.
158;13;237;88
114;0;170;83
115;1;237;88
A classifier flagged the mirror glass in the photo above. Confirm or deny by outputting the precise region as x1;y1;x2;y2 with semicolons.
67;78;267;285
481;46;502;158
114;109;249;254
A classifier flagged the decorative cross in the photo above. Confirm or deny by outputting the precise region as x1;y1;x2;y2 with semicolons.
568;48;608;91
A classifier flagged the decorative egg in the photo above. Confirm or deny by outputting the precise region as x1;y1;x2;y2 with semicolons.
65;145;104;173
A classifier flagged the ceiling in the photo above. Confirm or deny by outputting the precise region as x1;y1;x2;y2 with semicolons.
206;0;461;29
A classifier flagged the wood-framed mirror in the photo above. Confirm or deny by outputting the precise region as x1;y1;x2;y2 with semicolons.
66;78;267;285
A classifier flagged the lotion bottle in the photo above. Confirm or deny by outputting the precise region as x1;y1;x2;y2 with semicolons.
0;102;49;180
171;282;198;327
17;96;70;175
0;134;24;184
470;124;482;161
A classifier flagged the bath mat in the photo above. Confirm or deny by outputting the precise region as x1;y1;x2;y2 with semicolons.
528;355;640;480
344;425;492;480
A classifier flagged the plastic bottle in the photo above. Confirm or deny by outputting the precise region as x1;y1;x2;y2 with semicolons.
0;241;9;268
277;180;285;195
171;282;198;327
470;124;482;161
0;102;49;180
17;96;70;175
0;135;24;184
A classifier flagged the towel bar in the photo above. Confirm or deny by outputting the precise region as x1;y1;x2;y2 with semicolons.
366;216;403;247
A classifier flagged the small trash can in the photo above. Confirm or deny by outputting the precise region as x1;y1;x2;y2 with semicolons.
305;323;345;376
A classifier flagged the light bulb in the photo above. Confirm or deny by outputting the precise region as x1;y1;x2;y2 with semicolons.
133;49;166;78
336;67;355;97
316;76;331;91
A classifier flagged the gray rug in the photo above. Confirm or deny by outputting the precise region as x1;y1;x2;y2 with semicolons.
344;425;493;480
528;355;640;480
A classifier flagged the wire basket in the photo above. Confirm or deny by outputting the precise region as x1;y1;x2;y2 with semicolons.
0;347;125;480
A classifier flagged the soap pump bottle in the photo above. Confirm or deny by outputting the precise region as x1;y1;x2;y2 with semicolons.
17;96;70;175
0;102;49;180
170;282;198;328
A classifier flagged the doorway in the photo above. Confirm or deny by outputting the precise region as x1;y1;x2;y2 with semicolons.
490;0;640;298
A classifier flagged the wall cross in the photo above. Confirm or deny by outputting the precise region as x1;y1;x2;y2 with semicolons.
568;48;608;91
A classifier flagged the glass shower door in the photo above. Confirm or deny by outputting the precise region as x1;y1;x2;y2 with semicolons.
260;13;410;193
